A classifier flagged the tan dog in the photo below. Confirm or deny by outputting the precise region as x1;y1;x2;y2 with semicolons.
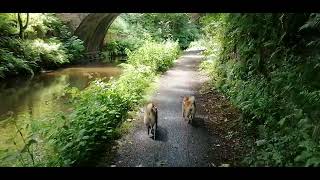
182;96;196;124
144;103;158;140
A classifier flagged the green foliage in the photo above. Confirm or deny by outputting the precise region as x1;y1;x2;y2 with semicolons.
0;36;36;77
187;39;206;50
127;40;180;72
136;13;200;49
23;38;69;65
42;40;180;166
103;14;151;58
0;13;18;36
200;13;320;166
62;36;85;61
0;13;84;78
0;115;55;167
0;48;34;78
51;84;130;165
103;13;200;58
104;40;134;57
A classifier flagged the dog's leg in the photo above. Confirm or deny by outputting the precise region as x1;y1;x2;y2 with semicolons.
182;104;185;120
155;111;158;130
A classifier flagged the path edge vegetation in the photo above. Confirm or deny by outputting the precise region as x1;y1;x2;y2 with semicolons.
1;40;181;167
194;13;320;167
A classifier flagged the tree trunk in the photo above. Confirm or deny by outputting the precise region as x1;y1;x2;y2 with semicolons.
18;13;29;39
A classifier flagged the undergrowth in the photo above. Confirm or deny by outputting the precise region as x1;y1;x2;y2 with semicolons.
198;13;320;167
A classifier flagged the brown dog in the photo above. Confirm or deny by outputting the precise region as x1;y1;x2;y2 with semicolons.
144;103;158;140
182;96;196;124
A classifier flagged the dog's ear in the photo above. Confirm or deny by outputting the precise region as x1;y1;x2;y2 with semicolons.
152;103;157;108
152;105;157;112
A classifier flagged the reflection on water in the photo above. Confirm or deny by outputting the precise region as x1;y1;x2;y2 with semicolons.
0;65;121;153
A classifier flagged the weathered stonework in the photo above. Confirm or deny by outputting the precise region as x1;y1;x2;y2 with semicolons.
55;13;90;31
55;13;120;52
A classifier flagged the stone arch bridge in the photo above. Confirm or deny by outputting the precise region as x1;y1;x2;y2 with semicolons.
55;13;201;60
55;13;120;53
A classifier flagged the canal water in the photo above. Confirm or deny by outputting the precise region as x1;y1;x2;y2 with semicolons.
0;65;122;156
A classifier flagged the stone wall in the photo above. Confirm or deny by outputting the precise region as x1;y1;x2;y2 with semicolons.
55;13;90;31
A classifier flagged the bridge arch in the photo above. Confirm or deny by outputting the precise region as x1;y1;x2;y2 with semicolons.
56;13;120;52
74;13;120;52
56;13;200;53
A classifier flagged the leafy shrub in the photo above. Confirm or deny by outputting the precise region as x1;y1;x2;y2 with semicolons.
127;40;180;72
187;39;207;50
0;13;84;78
103;14;152;58
45;40;179;166
0;48;33;78
135;13;201;49
104;40;134;57
63;36;85;61
23;38;69;68
200;13;320;166
103;13;201;58
0;13;18;36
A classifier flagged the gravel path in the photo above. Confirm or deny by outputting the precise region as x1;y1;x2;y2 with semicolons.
108;49;218;167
